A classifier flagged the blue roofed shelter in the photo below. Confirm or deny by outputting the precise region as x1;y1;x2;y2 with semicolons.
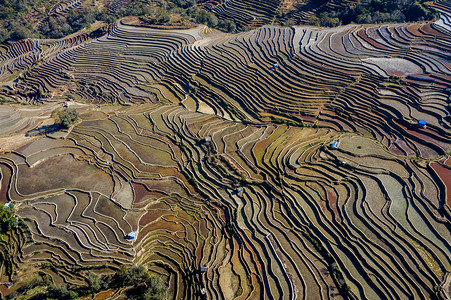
126;231;137;240
418;120;427;127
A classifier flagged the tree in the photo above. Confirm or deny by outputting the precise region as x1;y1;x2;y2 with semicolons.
143;276;168;300
319;12;340;27
224;20;236;32
55;107;79;128
0;203;17;234
46;284;78;299
115;265;148;287
124;265;146;285
405;2;427;21
10;26;31;40
0;28;10;43
206;13;218;27
87;271;101;293
114;265;169;299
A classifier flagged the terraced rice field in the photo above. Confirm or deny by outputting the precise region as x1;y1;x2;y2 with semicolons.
0;2;450;299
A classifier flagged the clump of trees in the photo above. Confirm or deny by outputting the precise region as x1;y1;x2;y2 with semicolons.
315;0;438;27
0;0;237;44
0;203;18;234
52;107;79;129
0;0;47;43
40;7;98;39
7;265;168;299
0;203;23;281
0;0;36;20
46;284;79;300
85;265;168;299
317;12;340;27
115;265;169;300
188;6;237;32
0;24;32;43
6;274;53;299
137;1;236;32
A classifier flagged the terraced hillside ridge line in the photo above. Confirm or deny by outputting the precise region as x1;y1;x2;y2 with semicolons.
4;21;451;158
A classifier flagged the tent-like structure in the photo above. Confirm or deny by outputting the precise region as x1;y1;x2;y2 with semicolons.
125;231;137;240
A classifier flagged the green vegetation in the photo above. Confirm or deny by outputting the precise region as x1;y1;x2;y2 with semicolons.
235;285;243;297
141;276;169;300
0;0;237;43
271;116;303;127
114;265;169;299
0;0;437;44
136;0;236;31
316;0;438;26
0;203;18;234
86;271;102;293
46;284;79;300
53;107;79;128
186;6;236;32
0;0;49;20
40;7;99;39
7;265;167;299
0;96;20;105
5;274;52;299
0;0;56;42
